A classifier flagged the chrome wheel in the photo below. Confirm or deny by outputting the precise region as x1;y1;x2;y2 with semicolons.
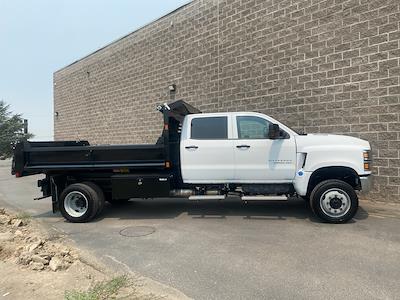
319;188;351;218
64;191;88;218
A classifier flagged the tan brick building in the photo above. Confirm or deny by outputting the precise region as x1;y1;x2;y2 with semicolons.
54;0;400;202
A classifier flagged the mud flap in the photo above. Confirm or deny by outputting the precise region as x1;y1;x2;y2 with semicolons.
50;177;60;213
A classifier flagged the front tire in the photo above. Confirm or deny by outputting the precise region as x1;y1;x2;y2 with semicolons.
310;179;358;224
59;183;101;223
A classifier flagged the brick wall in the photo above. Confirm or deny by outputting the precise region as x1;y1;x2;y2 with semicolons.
54;0;400;202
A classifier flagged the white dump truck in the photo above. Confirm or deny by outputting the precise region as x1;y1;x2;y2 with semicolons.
13;101;372;223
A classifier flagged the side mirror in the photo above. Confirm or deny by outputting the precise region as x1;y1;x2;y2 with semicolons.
268;123;280;139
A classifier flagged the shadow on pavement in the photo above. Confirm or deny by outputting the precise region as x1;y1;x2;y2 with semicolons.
96;197;369;223
32;197;369;224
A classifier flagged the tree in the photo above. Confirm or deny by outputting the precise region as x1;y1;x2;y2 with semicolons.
0;100;33;159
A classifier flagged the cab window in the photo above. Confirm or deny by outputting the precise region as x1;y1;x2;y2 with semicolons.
237;116;289;139
191;117;228;139
237;116;270;139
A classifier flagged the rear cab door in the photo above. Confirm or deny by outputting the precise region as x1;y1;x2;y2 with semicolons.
180;114;234;183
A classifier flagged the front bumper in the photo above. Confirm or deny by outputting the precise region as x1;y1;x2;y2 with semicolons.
360;175;373;193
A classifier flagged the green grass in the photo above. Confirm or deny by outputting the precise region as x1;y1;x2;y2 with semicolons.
15;212;31;220
65;275;129;300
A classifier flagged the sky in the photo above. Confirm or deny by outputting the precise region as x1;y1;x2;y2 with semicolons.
0;0;190;140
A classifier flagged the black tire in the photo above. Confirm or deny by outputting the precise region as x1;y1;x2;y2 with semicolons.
310;179;358;224
59;183;100;223
83;182;105;217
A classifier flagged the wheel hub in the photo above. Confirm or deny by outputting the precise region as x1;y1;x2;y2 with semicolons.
75;198;86;208
64;191;88;218
329;197;342;209
320;188;351;218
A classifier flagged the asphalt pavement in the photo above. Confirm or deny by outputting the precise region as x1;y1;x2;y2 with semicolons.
0;160;399;300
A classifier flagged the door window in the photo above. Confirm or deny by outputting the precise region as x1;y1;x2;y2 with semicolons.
237;116;270;139
191;117;228;139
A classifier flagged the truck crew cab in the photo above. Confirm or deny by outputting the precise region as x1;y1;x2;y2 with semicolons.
12;101;372;224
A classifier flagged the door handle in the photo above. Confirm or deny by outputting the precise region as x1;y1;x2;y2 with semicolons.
185;145;199;150
236;145;251;149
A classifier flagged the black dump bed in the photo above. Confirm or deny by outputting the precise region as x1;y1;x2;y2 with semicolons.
12;141;166;176
12;100;201;177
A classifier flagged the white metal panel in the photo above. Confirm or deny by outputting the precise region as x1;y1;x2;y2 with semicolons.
293;170;312;196
295;134;371;175
181;114;235;183
232;113;297;183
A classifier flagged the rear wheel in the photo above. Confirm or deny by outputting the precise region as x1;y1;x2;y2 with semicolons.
83;182;105;216
59;183;101;223
310;179;358;224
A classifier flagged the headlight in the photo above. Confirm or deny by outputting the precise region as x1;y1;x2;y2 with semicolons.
363;150;371;171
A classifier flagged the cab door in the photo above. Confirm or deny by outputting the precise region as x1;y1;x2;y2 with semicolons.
180;115;235;183
233;114;296;183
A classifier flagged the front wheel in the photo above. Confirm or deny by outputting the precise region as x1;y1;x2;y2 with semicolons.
310;179;358;224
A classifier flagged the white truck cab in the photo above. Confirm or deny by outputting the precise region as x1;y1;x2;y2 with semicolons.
180;111;372;223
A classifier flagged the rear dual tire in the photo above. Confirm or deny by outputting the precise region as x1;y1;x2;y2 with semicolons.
59;182;105;223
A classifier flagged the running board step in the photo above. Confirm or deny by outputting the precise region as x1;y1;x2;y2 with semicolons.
189;195;226;200
241;195;288;201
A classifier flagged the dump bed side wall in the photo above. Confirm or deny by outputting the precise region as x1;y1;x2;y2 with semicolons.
27;144;165;166
13;142;167;176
